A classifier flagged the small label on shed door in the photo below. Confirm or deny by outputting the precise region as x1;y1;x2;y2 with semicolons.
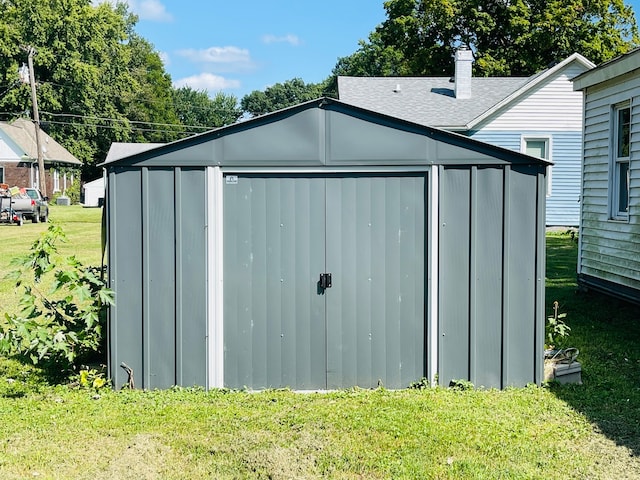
226;175;238;185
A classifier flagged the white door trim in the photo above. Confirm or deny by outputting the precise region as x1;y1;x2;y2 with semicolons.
207;166;224;388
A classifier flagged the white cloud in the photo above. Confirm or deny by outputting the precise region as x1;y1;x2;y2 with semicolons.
176;46;255;72
158;51;170;66
173;73;240;93
136;0;172;22
92;0;173;22
261;34;301;46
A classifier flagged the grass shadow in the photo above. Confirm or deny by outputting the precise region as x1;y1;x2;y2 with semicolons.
546;234;640;457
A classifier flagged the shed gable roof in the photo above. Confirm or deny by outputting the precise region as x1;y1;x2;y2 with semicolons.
105;142;165;163
338;53;594;130
102;97;550;169
0;118;82;165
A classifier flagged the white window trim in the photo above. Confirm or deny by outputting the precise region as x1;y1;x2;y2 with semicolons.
53;169;60;193
610;102;631;221
521;135;552;197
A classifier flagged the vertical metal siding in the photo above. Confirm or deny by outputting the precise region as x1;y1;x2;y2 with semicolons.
109;167;208;390
439;165;543;387
325;175;425;389
504;166;538;386
109;168;143;389
176;168;208;387
144;168;176;388
471;167;504;388
288;180;327;388
438;168;471;385
223;176;326;389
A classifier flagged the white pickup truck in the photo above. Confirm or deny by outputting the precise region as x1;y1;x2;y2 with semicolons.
0;187;49;224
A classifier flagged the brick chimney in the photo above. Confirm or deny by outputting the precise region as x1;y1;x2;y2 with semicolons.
454;48;474;99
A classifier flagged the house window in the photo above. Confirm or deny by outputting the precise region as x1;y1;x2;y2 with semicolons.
522;137;552;196
612;104;630;220
0;166;4;184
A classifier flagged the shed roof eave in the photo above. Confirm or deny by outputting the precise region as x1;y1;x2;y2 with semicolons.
435;124;469;132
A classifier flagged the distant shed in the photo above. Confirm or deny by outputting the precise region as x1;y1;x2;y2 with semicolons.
82;144;165;207
103;98;549;391
82;177;103;207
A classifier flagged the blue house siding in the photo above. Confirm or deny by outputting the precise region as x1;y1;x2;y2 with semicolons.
468;130;581;226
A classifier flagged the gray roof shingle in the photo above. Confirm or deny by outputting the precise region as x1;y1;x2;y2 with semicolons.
338;54;595;131
338;76;529;130
0;118;82;165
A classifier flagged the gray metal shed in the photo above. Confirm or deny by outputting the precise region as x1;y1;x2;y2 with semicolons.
104;98;548;391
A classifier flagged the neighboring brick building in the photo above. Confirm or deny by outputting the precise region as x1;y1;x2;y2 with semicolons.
0;118;82;197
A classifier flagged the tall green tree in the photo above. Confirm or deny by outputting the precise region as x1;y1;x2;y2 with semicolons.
173;87;242;130
122;34;183;144
334;0;639;78
0;0;183;178
241;78;326;117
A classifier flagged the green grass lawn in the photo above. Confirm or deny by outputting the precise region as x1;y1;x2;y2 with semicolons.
0;205;103;316
1;222;639;479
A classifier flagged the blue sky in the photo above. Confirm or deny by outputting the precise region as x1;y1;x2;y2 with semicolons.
106;0;640;101
112;0;386;100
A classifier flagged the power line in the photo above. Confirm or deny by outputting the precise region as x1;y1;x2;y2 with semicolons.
38;79;243;115
39;79;242;112
2;110;220;136
41;119;205;137
0;80;20;99
40;111;214;131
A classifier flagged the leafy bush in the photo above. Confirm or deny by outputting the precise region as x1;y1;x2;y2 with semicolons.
0;224;114;379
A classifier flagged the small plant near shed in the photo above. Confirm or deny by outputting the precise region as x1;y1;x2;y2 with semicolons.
408;377;431;390
74;367;108;391
546;300;571;350
0;224;114;380
448;379;474;391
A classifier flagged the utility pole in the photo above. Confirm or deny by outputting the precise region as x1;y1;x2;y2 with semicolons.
23;46;47;197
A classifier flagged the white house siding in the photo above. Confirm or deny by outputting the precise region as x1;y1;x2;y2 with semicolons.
467;63;589;226
469;130;582;226
580;71;640;296
479;65;587;132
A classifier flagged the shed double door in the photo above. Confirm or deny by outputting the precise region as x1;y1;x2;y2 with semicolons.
223;173;426;390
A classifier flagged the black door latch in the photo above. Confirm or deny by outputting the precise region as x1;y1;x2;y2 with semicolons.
319;273;332;290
